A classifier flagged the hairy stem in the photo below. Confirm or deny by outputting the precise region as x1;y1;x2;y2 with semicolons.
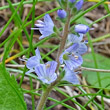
36;75;62;110
56;9;71;72
36;85;52;110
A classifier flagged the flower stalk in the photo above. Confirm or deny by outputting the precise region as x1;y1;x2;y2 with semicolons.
36;74;62;110
36;8;72;110
56;8;71;72
26;0;90;109
36;85;53;110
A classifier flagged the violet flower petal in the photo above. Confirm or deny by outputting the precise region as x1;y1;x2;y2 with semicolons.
63;67;79;84
67;34;83;43
69;55;83;68
44;14;54;27
75;0;84;11
35;48;41;60
75;24;90;34
35;64;46;78
25;69;34;75
26;56;40;69
76;43;87;55
35;63;57;84
57;9;67;19
26;48;41;69
65;55;83;70
46;61;57;76
65;43;79;53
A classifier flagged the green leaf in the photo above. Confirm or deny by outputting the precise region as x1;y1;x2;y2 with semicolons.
0;64;27;110
82;53;110;89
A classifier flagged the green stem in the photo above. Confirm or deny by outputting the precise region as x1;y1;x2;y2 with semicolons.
22;88;77;110
36;85;53;110
36;73;62;110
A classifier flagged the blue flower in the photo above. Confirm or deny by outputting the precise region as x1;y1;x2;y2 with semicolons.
63;66;79;84
59;43;84;70
35;61;57;84
67;33;87;54
68;0;76;3
75;24;90;34
31;14;54;39
66;42;87;55
75;0;84;11
57;9;67;19
26;48;41;74
67;33;83;44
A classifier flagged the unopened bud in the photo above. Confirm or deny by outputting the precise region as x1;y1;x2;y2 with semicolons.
57;9;67;19
75;0;84;11
75;24;90;34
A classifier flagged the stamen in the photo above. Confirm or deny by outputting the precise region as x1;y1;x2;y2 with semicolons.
72;52;75;56
74;55;78;59
84;40;88;44
37;20;44;24
19;58;27;62
46;64;50;68
19;56;28;62
31;28;40;30
35;24;44;28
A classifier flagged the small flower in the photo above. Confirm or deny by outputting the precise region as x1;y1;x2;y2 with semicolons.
76;43;87;55
63;66;79;84
57;9;67;19
31;14;54;39
59;43;83;70
26;48;41;74
68;0;76;3
75;0;84;11
35;61;57;84
67;33;83;44
75;24;90;34
66;42;87;55
67;33;87;55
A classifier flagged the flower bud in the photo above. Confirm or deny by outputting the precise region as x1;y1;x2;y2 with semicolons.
75;24;90;34
75;0;84;11
68;0;76;3
57;9;67;19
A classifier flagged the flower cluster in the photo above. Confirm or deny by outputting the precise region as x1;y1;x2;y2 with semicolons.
26;15;89;85
26;0;90;85
60;29;88;84
26;48;57;84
